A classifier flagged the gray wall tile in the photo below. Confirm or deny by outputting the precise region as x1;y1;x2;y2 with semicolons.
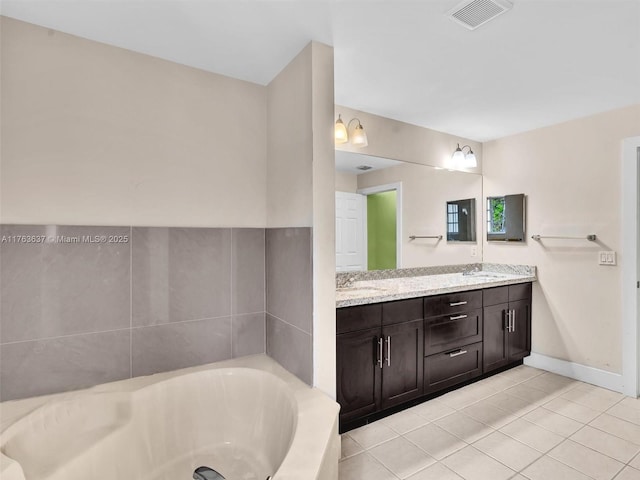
0;330;130;401
266;227;312;334
132;227;232;327
132;317;232;376
232;312;266;357
266;314;312;385
0;225;130;343
232;228;265;315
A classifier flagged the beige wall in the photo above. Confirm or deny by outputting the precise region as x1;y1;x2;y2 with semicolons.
335;170;358;193
266;44;313;227
335;105;483;173
483;104;640;374
310;42;337;398
358;163;482;267
1;17;267;227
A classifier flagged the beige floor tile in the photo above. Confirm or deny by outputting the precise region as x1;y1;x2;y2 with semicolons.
499;418;564;453
590;414;640;445
522;372;579;395
461;400;518;429
522;407;583;437
369;437;436;479
381;409;430;434
438;386;489;410
341;434;364;460
473;431;542;471
548;439;624;480
618;397;640;411
615;466;640;480
348;421;399;449
630;452;640;470
608;403;640;426
505;384;556;405
411;399;457;422
497;365;545;383
404;423;467;460
484;391;538;417
542;397;601;423
405;462;463;480
338;452;398;480
561;385;624;412
435;411;494;443
570;425;640;463
441;446;515;480
476;373;518;393
521;455;592;480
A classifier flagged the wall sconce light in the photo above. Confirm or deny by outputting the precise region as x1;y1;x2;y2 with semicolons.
451;143;477;168
335;114;369;147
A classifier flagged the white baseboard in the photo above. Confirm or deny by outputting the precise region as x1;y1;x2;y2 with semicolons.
524;352;625;394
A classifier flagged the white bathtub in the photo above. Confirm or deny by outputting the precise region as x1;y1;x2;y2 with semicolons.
0;355;340;480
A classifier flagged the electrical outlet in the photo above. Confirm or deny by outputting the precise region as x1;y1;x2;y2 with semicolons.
471;246;477;257
599;251;617;266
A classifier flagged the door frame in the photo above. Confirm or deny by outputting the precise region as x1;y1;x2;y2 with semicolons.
622;135;640;397
357;182;403;269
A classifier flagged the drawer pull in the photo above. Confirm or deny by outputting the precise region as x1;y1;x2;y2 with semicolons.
449;349;468;358
449;301;468;307
449;314;468;321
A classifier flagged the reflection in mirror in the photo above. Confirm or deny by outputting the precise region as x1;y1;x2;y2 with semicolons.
336;151;482;272
487;194;526;242
446;199;476;242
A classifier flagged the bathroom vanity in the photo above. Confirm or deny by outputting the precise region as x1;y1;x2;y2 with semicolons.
335;266;535;432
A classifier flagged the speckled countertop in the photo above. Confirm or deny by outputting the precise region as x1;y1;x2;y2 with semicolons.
336;264;536;308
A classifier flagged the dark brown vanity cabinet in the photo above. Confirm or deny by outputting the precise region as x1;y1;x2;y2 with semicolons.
483;283;532;374
336;299;423;424
423;290;483;393
337;282;532;430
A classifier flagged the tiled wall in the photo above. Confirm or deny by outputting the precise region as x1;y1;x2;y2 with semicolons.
266;228;313;385
0;225;267;401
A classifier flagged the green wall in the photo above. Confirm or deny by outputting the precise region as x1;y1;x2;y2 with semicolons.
367;190;397;270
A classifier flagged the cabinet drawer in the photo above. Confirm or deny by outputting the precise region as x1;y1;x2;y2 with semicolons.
424;290;482;317
424;342;482;394
382;298;423;326
509;282;532;302
424;309;483;356
483;286;508;306
337;303;382;334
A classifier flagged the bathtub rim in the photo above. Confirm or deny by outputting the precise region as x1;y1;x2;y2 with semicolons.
0;354;340;480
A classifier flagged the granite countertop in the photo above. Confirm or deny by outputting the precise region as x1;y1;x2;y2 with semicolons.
336;265;536;308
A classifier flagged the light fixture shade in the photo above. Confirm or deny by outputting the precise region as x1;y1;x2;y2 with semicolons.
351;124;368;147
451;145;465;168
335;115;348;144
463;151;477;168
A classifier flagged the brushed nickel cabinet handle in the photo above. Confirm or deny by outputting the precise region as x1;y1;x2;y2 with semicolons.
512;309;516;332
450;314;468;321
449;349;468;358
504;310;510;332
385;336;391;367
449;301;468;307
377;337;383;369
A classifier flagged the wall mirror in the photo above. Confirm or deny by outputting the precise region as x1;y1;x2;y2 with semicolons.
446;199;477;242
487;194;526;242
335;151;482;272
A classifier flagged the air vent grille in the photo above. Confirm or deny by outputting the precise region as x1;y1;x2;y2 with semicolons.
448;0;513;30
356;165;373;171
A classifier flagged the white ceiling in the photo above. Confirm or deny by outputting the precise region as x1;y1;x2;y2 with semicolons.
2;0;639;141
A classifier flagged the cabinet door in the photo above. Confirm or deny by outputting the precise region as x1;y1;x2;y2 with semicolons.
336;327;382;423
381;319;424;409
508;299;531;361
483;303;508;373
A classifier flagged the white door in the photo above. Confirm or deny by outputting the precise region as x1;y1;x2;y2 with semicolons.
336;192;366;272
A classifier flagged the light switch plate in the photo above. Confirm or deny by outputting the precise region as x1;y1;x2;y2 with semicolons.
599;251;617;266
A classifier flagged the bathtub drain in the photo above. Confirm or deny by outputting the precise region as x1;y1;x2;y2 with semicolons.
193;466;225;480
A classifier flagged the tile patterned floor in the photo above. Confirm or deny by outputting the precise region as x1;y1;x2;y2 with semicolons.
339;366;640;480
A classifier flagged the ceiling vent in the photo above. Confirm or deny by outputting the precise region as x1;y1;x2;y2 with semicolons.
356;165;373;171
447;0;513;30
